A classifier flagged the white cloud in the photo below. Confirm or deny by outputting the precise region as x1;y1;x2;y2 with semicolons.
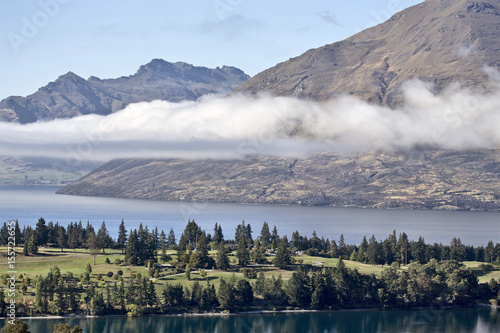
1;78;499;162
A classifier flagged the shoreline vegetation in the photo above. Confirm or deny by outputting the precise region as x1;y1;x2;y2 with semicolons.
0;218;499;323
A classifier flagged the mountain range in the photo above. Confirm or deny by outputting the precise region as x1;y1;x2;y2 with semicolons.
13;0;500;210
0;59;249;123
236;0;500;107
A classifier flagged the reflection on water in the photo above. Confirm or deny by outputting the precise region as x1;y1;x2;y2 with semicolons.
7;308;499;333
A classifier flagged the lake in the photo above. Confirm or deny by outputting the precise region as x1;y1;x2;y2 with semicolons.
2;308;499;333
0;185;498;246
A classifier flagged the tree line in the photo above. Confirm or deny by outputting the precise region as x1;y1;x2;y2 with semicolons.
1;218;499;266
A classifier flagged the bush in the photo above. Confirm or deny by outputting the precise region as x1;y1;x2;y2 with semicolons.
114;258;123;265
96;274;102;281
105;257;110;264
117;270;123;276
106;271;113;278
113;274;119;280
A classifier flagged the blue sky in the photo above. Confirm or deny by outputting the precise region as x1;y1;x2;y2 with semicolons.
0;0;422;99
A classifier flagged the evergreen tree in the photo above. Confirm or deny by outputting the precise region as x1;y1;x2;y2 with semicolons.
398;232;409;266
260;222;271;248
367;235;384;266
329;239;338;258
35;217;49;246
338;234;346;256
234;279;253;307
117;219;128;254
450;237;466;261
236;234;250;267
217;278;235;311
125;230;139;265
22;238;29;256
96;221;112;254
56;226;68;252
286;266;311;307
28;231;38;254
274;236;291;269
358;236;368;263
216;243;230;270
0;223;8;246
168;228;177;249
213;222;224;245
159;230;167;251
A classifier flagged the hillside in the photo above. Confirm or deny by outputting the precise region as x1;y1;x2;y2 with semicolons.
0;59;249;123
235;0;500;107
57;149;500;211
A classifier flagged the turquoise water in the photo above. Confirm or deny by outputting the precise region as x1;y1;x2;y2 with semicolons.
3;308;499;333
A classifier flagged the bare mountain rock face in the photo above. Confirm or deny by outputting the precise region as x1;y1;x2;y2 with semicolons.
57;149;500;211
57;0;500;210
235;0;500;107
0;59;249;123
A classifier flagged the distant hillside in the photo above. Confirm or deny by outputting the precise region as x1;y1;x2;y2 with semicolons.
235;0;500;106
0;59;249;123
57;149;500;211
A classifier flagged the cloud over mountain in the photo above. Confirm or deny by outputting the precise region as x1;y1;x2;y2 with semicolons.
1;76;499;161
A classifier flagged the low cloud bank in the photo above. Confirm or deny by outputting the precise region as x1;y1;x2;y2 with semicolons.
1;79;499;161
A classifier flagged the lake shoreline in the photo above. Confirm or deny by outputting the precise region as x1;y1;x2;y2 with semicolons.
5;303;491;321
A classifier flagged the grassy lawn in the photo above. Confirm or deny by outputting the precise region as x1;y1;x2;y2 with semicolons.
464;261;500;284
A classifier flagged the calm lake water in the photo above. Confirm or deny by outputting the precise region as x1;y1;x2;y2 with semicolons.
2;308;499;333
0;185;498;246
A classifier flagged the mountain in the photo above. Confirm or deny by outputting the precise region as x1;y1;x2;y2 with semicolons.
57;0;500;211
57;149;500;211
0;59;250;123
235;0;500;106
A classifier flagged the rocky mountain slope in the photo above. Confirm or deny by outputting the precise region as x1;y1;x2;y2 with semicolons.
235;0;500;107
57;149;500;211
0;59;249;123
57;0;500;211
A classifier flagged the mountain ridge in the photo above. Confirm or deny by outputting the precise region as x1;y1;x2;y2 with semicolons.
0;59;250;123
235;0;500;106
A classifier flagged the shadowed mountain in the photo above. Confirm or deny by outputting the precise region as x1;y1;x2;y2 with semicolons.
0;59;249;123
235;0;500;106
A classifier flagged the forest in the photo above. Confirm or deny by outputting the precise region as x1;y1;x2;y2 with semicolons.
0;218;499;319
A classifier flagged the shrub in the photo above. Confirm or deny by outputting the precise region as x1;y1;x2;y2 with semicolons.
117;270;123;276
106;271;113;278
96;274;102;281
105;257;110;264
114;258;123;265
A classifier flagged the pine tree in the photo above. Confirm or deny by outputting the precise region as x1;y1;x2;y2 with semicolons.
216;243;230;270
338;234;346;257
168;228;177;249
117;219;128;254
286;266;311;307
125;230;139;265
213;222;224;245
236;234;249;267
57;226;68;252
260;222;271;248
28;231;38;254
217;278;235;311
35;217;49;246
274;236;291;269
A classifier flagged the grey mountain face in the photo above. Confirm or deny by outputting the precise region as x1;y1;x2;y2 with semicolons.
235;0;500;106
0;59;249;123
